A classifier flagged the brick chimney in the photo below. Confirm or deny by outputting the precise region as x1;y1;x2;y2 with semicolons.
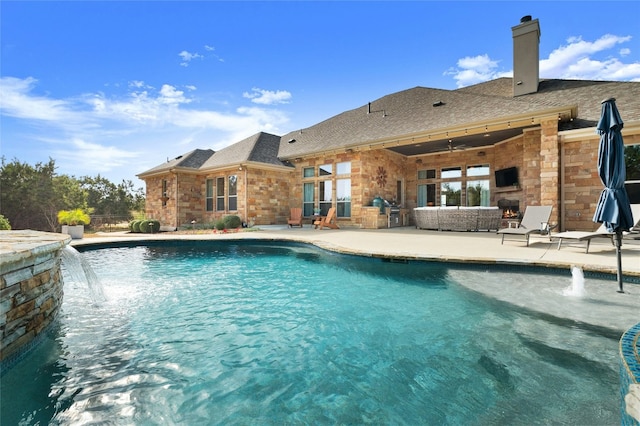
512;15;540;96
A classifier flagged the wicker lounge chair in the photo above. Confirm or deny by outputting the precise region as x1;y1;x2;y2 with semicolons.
497;205;553;246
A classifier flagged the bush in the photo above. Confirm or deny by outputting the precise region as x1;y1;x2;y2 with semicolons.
148;220;160;233
57;209;91;226
132;220;143;233
223;215;242;229
215;220;226;231
129;220;137;232
139;220;151;233
137;219;160;233
0;214;11;230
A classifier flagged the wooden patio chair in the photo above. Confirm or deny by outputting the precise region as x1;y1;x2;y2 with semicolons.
287;207;303;228
314;207;339;230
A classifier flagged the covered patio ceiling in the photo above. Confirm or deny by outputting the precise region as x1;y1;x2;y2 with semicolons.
385;126;532;157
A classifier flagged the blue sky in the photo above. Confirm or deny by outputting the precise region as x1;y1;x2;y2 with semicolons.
2;1;639;186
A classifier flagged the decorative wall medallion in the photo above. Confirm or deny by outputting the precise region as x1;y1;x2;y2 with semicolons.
376;166;387;187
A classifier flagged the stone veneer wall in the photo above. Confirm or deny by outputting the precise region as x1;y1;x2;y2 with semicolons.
0;231;70;371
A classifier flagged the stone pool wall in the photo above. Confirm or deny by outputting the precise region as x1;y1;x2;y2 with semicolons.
621;322;640;425
0;230;70;371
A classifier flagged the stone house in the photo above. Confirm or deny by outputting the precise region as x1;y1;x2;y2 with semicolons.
138;16;640;232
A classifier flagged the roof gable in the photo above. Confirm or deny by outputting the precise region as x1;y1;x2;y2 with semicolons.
137;149;214;177
200;132;291;169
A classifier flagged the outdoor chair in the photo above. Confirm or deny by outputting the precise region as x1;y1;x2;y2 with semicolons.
497;205;553;246
287;207;303;228
554;204;640;252
314;207;339;230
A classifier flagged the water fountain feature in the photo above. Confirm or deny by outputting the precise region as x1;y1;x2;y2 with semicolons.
61;246;106;304
563;265;586;297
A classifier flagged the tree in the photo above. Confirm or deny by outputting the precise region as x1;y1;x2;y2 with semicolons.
0;157;144;231
80;175;144;218
1;158;65;231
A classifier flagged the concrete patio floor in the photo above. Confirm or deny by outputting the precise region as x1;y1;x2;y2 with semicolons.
72;225;640;333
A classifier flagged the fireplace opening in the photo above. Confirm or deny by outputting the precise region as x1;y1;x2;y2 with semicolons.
498;199;520;219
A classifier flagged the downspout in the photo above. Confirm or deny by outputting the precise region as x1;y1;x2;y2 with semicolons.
559;139;565;232
175;172;179;229
243;165;248;225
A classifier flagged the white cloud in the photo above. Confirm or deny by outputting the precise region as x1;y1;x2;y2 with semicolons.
52;138;140;173
448;33;640;87
0;76;291;180
178;50;203;67
0;76;81;122
243;88;292;105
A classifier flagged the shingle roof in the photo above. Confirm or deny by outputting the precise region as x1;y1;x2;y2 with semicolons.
278;78;640;158
139;78;640;178
277;85;560;158
137;149;214;177
459;78;640;130
200;132;291;170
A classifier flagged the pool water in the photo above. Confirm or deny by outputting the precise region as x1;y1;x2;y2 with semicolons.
1;241;620;425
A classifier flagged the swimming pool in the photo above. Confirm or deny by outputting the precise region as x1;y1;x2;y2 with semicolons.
1;241;621;424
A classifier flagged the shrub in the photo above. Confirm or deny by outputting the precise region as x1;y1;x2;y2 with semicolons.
132;220;143;233
57;209;91;226
139;220;151;233
215;220;226;231
148;220;160;233
129;220;137;232
223;215;242;229
0;214;11;230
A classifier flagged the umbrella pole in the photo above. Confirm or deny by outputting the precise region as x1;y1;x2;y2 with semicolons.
615;230;624;293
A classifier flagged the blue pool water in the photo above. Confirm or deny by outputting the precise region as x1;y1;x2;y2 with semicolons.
1;241;621;425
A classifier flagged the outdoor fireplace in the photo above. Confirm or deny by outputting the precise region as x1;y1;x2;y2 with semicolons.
497;199;520;219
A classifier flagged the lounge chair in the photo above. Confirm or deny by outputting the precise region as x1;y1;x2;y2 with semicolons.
314;207;339;230
554;204;640;252
287;207;303;228
554;224;613;253
497;205;553;246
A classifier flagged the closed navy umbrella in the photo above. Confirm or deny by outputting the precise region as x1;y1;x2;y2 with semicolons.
593;98;634;292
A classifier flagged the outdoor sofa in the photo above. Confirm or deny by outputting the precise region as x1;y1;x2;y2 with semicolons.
414;206;502;232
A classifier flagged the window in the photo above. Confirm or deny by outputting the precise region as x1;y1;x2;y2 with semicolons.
418;169;436;180
162;179;168;207
336;162;351;175
303;182;315;216
441;182;462;206
336;178;351;218
466;180;490;206
467;164;490;177
319;180;332;215
228;175;238;211
466;165;490;207
303;167;315;178
319;164;333;176
441;166;462;179
417;184;436;207
205;179;214;211
626;144;640;203
216;177;225;211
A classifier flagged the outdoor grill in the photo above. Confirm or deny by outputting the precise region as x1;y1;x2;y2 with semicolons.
387;202;401;228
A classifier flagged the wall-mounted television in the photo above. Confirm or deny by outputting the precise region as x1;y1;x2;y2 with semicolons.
495;167;519;187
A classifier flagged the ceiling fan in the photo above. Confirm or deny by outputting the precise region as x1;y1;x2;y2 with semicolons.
435;140;467;152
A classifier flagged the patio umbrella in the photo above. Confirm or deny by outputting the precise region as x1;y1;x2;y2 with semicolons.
592;98;634;292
